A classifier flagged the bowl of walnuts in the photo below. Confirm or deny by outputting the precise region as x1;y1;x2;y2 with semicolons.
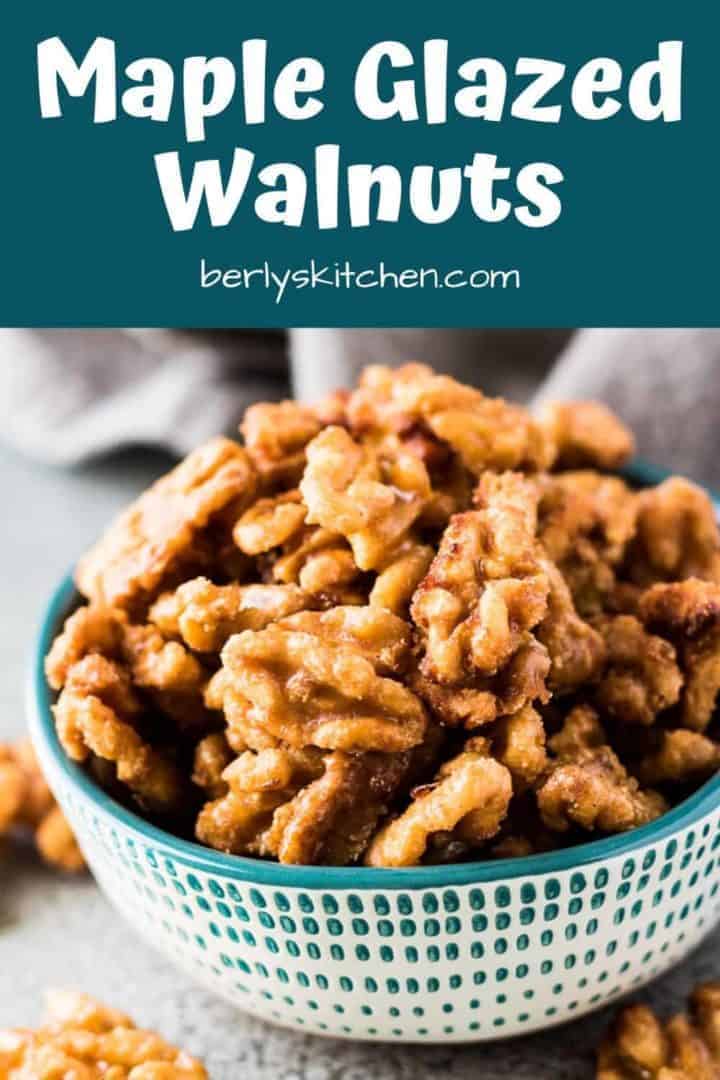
29;364;720;1042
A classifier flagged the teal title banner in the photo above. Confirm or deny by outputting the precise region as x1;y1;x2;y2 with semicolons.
0;2;715;325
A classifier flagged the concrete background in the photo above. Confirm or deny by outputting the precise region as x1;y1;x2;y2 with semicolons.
2;443;719;1078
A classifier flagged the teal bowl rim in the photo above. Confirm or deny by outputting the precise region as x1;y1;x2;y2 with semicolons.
28;458;720;890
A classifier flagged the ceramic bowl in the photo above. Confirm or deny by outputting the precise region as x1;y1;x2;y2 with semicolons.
28;461;720;1043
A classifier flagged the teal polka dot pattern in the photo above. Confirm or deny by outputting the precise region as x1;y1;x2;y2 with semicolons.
52;782;720;1042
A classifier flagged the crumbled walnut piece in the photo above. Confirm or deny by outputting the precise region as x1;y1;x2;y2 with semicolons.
196;746;323;855
597;983;720;1079
45;605;126;691
0;990;207;1078
76;438;257;612
365;745;512;867
54;655;186;815
347;363;554;474
636;728;720;787
278;605;412;675
412;635;551;729
218;622;427;751
369;540;434;616
0;740;84;872
537;560;606;694
597;1003;670;1079
300;426;431;571
490;705;547;791
640;579;720;731
591;613;683;726
260;750;411;865
150;577;309;652
270;524;362;602
191;733;234;798
627;477;720;586
232;489;307;555
536;471;638;616
241;399;322;486
413;472;549;685
547;703;607;759
537;400;635;470
538;705;666;834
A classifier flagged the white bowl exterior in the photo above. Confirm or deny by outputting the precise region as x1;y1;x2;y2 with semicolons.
55;782;720;1043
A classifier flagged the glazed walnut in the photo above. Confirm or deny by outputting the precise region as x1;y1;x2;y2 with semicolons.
149;577;309;652
538;705;666;835
536;400;635;471
640;579;720;732
412;472;549;684
537;559;606;694
592;613;683;726
0;740;84;872
536;471;638;616
347;363;554;475
627;477;720;587
0;990;207;1078
597;983;720;1079
54;655;186;815
75;437;257;612
217;619;427;752
300;425;431;571
241;399;322;486
365;744;512;867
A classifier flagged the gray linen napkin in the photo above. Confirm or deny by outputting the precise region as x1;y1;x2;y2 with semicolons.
1;326;718;488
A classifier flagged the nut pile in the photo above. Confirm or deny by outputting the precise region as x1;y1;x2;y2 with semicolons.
45;364;720;866
0;990;206;1078
598;983;720;1078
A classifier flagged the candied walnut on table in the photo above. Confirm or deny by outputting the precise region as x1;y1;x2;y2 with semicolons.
591;613;683;726
0;739;84;872
640;578;720;732
597;983;720;1079
149;577;309;652
0;989;207;1078
347;363;555;475
300;425;431;571
75;437;257;613
364;739;512;867
537;704;666;834
536;400;635;471
626;477;720;587
217;613;427;751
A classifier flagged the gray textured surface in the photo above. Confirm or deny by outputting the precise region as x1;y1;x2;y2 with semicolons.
2;444;720;1080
